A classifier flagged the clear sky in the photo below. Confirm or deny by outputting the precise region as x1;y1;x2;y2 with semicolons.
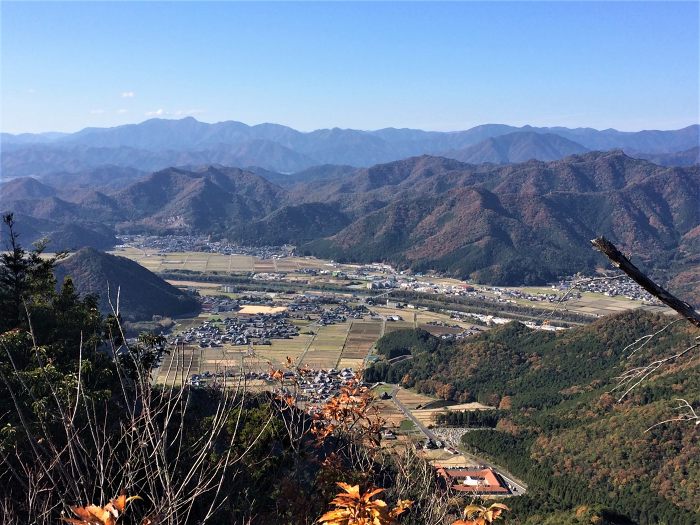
1;1;698;134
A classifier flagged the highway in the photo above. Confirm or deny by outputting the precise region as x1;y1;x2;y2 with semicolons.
389;385;528;495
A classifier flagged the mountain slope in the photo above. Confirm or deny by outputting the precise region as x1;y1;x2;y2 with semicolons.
44;224;118;252
114;165;286;233
442;132;589;164
54;248;200;320
364;311;700;524
5;152;699;297
230;202;352;245
300;152;699;288
0;177;56;202
631;146;700;167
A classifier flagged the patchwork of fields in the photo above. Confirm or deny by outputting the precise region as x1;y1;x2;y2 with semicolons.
155;317;386;385
113;247;328;274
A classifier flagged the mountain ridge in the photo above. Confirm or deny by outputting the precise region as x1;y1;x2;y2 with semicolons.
3;151;698;300
3;118;697;175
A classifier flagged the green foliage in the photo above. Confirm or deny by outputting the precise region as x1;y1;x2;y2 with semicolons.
376;328;439;359
370;311;700;523
0;213;65;333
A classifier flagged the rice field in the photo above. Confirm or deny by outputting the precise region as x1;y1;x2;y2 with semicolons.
395;388;436;410
299;322;351;369
383;321;414;334
111;248;330;275
337;320;382;369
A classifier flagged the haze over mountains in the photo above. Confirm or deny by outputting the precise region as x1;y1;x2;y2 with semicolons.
2;117;698;303
2;117;698;176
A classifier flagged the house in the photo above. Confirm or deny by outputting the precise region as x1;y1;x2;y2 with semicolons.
435;467;510;495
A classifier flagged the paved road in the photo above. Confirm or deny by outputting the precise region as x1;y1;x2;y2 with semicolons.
389;385;528;494
391;385;439;441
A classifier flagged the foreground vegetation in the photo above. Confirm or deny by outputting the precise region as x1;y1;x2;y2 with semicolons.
365;319;700;524
0;214;453;524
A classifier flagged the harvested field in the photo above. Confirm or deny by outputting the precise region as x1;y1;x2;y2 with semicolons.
395;388;436;410
342;321;382;358
238;305;287;314
112;249;333;276
166;280;220;289
337;320;382;370
298;322;351;369
374;398;405;430
384;321;414;334
255;332;314;365
229;255;255;272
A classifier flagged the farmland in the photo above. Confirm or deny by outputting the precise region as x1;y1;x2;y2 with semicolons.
154;315;389;386
113;246;327;274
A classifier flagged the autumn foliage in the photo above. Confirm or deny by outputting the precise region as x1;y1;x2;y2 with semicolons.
61;493;141;525
451;503;509;525
318;482;412;525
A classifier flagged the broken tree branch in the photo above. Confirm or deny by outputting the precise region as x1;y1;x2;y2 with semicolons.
590;236;700;328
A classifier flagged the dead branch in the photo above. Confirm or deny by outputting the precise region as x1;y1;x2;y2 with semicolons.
646;398;700;432
590;236;700;328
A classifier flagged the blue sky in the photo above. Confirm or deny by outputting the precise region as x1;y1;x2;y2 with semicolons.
2;1;698;133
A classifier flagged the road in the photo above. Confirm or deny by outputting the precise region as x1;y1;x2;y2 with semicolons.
391;385;439;441
389;385;528;495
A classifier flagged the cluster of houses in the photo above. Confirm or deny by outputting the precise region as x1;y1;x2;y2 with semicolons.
318;303;368;325
118;234;294;258
486;286;568;304
286;295;369;324
289;367;359;404
201;290;280;313
170;314;299;348
200;295;241;313
557;274;661;304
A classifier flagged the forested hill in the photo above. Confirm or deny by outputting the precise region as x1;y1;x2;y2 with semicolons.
300;152;699;298
365;311;700;524
54;248;200;321
3;152;699;300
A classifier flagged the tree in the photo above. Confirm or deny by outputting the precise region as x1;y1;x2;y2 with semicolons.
0;213;65;332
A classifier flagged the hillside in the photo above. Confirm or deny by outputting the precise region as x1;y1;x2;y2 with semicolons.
255;164;358;187
442;132;589;164
632;146;700;167
44;223;118;252
4;152;699;298
229;202;352;245
299;152;700;290
113;165;285;233
365;311;700;524
40;165;147;191
0;176;56;201
54;248;200;320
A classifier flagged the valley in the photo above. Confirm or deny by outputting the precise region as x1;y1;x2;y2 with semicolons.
3;3;699;524
99;237;677;505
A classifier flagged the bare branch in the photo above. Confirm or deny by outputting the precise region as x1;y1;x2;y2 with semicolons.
591;236;700;328
646;398;700;432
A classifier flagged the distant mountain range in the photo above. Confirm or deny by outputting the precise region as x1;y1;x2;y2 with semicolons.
631;146;700;167
2;117;697;176
3;151;698;303
443;132;590;164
